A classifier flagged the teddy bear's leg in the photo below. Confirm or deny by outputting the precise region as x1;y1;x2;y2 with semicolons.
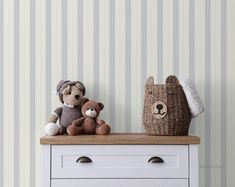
96;123;111;135
67;124;83;136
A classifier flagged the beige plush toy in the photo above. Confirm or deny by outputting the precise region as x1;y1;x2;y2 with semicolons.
67;100;111;136
45;80;87;136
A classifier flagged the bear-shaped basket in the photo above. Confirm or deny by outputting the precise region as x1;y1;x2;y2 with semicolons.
143;75;191;136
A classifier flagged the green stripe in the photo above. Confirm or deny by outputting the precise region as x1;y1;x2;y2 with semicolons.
30;0;36;186
62;0;67;79
14;0;20;186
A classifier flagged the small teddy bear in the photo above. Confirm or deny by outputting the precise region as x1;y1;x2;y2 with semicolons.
67;100;111;136
45;80;88;135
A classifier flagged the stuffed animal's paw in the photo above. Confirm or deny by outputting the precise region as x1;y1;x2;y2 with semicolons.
96;124;111;135
45;123;60;136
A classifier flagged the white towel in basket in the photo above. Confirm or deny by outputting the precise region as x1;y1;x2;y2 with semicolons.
179;78;205;118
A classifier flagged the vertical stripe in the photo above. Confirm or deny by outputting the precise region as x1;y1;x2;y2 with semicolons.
67;0;78;80
157;0;163;82
62;0;67;79
46;0;51;118
221;0;227;186
205;0;211;186
3;0;15;185
19;0;31;185
14;0;19;186
125;0;131;132
99;0;110;123
77;0;83;81
83;0;94;99
35;0;46;186
109;0;115;131
189;0;195;133
141;0;146;107
30;0;35;186
94;0;99;101
0;0;3;185
173;0;179;76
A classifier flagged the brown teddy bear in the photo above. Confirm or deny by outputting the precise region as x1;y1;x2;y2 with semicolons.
67;100;111;136
45;80;88;135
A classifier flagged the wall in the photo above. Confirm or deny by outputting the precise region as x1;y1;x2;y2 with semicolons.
0;0;235;187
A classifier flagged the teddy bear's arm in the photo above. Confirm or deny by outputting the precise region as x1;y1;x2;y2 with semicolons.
48;114;59;123
72;117;86;127
48;107;62;123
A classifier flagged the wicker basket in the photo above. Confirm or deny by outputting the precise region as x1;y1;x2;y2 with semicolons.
143;75;192;136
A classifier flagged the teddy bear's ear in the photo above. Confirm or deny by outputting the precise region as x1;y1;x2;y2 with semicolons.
81;98;89;105
166;75;179;85
146;76;154;86
98;102;104;111
62;85;72;95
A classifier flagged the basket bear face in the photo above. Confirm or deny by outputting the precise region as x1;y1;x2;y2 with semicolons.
143;75;191;135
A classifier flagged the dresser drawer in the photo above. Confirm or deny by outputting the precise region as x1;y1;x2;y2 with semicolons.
51;145;188;179
51;179;188;187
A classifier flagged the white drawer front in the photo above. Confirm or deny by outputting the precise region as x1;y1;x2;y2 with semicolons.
51;145;188;179
51;179;188;187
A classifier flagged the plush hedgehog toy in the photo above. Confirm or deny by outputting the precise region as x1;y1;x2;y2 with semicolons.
45;80;87;136
67;100;111;136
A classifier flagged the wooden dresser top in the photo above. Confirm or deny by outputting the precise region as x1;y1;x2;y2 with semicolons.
40;133;200;145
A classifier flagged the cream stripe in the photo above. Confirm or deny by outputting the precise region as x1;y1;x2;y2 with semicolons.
146;0;152;76
178;0;184;78
179;0;190;78
67;0;78;81
51;0;62;110
227;0;235;186
19;0;30;186
83;0;94;99
146;0;158;78
162;0;169;79
114;0;126;132
0;0;3;185
99;0;110;122
35;0;46;187
130;0;142;132
3;0;14;186
210;0;222;185
194;0;206;169
14;0;20;186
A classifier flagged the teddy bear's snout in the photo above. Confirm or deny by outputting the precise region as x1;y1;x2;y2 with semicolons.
86;109;97;118
75;95;80;100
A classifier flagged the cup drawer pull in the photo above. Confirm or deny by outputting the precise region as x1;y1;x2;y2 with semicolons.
76;156;92;163
148;156;164;163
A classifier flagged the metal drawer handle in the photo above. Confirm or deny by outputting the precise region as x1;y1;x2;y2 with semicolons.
76;156;92;163
148;156;164;163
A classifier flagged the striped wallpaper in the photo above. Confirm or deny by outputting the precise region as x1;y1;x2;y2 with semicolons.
0;0;235;187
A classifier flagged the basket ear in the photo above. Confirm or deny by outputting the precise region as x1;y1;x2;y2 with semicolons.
166;75;179;85
146;76;154;86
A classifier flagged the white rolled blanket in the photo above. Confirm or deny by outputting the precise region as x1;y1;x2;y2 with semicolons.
179;78;205;118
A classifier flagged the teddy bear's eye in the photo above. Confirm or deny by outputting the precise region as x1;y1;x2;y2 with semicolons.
68;92;71;95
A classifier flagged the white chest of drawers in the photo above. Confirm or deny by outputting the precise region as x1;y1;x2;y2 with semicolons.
40;133;200;187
